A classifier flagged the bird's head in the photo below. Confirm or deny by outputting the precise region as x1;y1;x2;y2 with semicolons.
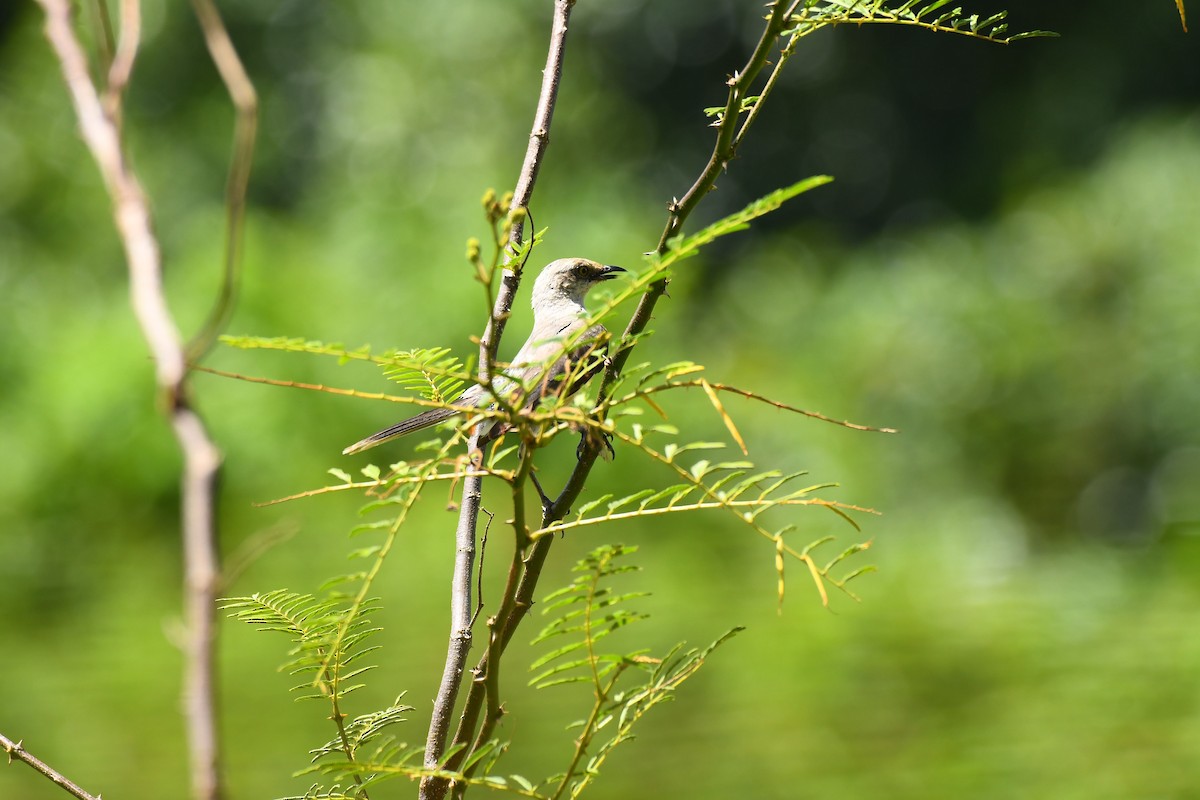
530;258;626;310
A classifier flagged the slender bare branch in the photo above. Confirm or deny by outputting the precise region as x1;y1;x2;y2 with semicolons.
421;4;578;798
102;0;136;116
176;409;224;800
1;734;101;800
186;0;259;362
36;2;225;798
86;0;115;77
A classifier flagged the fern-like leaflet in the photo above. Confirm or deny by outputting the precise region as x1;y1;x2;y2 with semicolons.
381;346;468;404
530;545;741;800
221;589;385;797
790;0;1055;43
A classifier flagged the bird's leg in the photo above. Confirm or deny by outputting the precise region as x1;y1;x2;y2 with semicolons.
513;433;553;514
528;468;554;516
576;430;615;461
576;419;615;462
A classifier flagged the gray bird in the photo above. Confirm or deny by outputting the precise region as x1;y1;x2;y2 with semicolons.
343;258;625;455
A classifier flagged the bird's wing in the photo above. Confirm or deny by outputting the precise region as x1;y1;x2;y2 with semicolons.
343;323;607;455
508;322;609;410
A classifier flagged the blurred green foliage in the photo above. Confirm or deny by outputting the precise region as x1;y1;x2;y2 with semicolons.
1;1;1197;799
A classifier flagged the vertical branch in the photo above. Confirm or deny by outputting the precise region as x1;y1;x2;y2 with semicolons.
176;409;224;800
421;2;577;799
36;2;225;799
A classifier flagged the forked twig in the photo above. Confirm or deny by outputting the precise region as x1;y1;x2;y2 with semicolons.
36;2;231;798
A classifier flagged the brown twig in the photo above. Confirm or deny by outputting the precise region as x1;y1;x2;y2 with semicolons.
36;2;225;799
186;0;259;362
1;733;101;800
85;0;115;77
420;3;577;799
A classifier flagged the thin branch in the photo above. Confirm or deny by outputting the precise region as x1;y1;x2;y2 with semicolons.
620;379;899;433
186;0;259;362
453;442;539;791
483;0;575;360
1;733;101;800
101;0;135;117
36;2;225;799
734;0;804;146
176;410;224;800
531;496;874;537
652;0;794;254
551;0;800;526
86;0;115;78
421;443;482;800
422;4;577;797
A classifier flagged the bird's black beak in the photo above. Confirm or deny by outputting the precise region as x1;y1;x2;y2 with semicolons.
597;265;626;281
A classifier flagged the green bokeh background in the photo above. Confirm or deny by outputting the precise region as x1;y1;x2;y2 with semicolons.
2;1;1198;798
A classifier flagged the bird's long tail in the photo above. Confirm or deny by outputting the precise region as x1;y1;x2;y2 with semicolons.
342;407;458;455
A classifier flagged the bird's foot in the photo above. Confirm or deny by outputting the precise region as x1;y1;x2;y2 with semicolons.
576;426;615;462
529;470;555;516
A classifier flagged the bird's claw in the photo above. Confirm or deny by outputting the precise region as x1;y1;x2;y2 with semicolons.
577;427;615;462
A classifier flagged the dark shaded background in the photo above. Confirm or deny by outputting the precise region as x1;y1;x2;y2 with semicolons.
2;2;1198;799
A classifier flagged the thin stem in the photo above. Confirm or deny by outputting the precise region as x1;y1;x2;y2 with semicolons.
86;0;114;77
734;1;805;146
548;669;624;800
186;0;259;363
456;442;537;783
1;733;101;800
100;0;133;119
328;690;369;799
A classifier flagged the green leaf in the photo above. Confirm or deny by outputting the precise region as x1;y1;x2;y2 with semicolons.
575;494;614;518
664;177;832;265
605;490;656;514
